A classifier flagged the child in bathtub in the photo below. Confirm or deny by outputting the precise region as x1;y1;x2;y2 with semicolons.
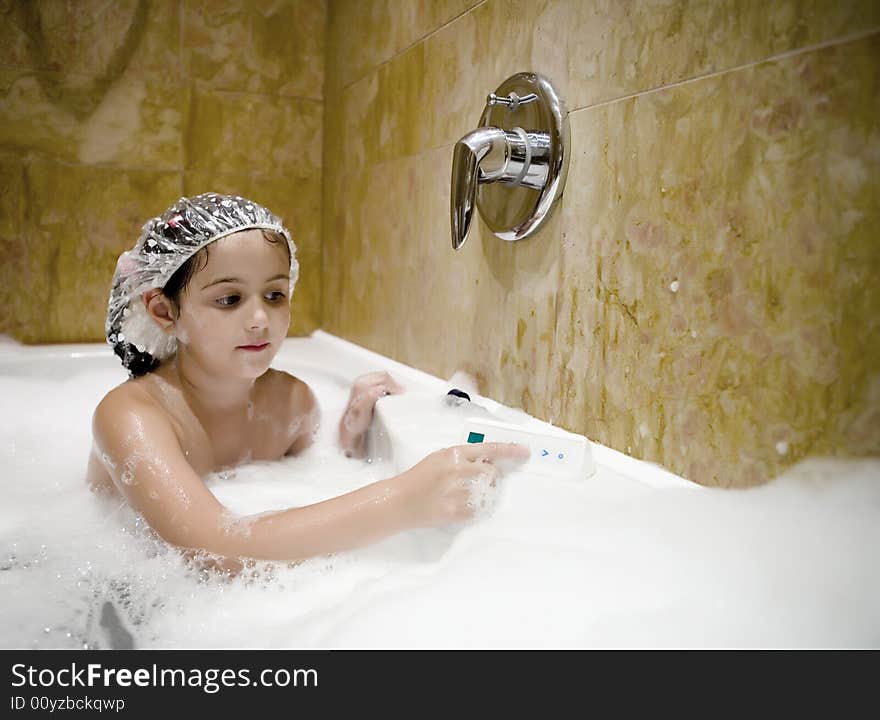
87;193;527;571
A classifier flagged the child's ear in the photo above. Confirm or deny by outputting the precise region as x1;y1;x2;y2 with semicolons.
144;290;176;334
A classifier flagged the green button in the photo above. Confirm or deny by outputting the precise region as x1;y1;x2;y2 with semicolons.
467;431;485;444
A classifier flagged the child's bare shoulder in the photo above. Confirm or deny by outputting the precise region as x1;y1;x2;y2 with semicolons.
92;380;175;439
95;379;154;413
259;370;320;455
258;368;316;410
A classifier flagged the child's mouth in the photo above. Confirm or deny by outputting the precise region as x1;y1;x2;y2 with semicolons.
237;342;270;352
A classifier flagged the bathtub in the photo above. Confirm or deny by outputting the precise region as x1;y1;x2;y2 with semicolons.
0;331;877;649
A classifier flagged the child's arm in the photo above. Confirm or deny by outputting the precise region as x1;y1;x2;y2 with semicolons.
93;387;528;563
338;371;405;458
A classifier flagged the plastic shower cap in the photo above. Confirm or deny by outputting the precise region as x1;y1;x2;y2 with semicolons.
106;192;298;377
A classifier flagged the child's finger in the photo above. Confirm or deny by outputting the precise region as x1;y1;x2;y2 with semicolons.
386;376;405;394
373;379;404;396
461;442;530;464
369;384;391;400
373;380;405;399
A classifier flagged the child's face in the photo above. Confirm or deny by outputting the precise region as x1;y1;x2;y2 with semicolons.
172;229;291;380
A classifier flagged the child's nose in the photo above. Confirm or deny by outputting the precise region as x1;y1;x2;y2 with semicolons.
248;299;268;329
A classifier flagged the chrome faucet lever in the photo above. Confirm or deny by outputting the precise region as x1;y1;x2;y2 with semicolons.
451;127;505;251
450;73;568;251
451;126;549;250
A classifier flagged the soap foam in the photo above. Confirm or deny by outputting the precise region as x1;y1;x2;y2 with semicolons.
0;362;878;649
464;465;500;517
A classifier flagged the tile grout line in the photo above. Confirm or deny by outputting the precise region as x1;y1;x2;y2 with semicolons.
0;155;324;177
568;25;880;116
340;0;489;91
197;86;325;103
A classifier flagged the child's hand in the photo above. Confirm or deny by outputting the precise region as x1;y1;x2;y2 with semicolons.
339;371;405;457
396;442;531;527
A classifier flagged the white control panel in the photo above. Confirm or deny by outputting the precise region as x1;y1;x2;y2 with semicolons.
461;417;595;481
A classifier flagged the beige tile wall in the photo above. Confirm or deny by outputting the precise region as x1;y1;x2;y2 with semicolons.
323;0;880;486
0;0;326;342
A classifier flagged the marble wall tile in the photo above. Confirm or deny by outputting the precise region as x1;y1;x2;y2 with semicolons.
328;0;482;88
185;85;322;179
0;1;182;168
0;152;52;344
333;0;569;172
0;66;182;169
335;43;423;172
324;156;440;354
0;0;180;79
553;33;880;486
419;0;570;153
325;161;399;348
184;0;326;99
287;249;322;337
566;0;880;111
0;159;181;343
320;150;346;332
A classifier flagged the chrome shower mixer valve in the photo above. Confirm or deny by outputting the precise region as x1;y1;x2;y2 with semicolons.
451;72;570;250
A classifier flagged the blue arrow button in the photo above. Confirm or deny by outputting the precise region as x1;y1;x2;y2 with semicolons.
541;449;549;457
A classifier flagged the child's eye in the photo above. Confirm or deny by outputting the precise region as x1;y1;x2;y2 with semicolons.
216;295;240;307
265;291;286;303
